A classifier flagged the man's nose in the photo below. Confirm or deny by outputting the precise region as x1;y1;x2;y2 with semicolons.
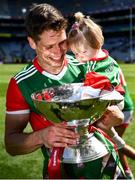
53;45;61;54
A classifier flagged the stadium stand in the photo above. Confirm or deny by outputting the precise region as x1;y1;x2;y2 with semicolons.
0;0;134;63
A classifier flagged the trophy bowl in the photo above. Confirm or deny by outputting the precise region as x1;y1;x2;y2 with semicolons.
31;83;123;164
31;83;123;124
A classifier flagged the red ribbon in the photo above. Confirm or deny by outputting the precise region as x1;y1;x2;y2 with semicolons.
88;125;118;152
48;147;64;179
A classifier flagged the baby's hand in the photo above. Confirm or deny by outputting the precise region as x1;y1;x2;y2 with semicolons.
96;105;124;131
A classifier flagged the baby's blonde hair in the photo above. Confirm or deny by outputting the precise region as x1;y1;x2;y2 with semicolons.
68;12;104;50
74;12;84;21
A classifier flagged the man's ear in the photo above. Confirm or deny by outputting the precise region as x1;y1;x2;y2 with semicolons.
27;37;36;50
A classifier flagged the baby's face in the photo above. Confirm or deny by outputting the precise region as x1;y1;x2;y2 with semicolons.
70;44;98;62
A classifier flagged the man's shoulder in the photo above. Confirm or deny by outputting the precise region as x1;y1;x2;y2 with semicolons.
14;62;32;74
13;62;36;84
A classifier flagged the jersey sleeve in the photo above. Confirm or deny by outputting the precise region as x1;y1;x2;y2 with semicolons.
6;78;30;114
119;68;127;86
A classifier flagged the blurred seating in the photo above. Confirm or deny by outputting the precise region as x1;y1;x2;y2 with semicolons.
0;0;134;17
0;41;35;63
103;36;135;62
0;0;134;63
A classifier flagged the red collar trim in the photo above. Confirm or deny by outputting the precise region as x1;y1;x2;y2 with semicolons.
33;56;68;73
89;49;109;61
33;57;43;73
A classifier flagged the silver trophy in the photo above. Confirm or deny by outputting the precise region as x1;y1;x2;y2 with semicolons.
31;83;123;164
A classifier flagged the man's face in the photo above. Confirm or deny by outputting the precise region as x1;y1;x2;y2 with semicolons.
29;29;67;73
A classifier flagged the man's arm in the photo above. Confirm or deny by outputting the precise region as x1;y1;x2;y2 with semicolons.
5;113;43;155
5;113;78;156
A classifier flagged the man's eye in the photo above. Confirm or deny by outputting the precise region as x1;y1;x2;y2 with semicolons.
83;51;87;54
59;40;67;46
46;46;53;50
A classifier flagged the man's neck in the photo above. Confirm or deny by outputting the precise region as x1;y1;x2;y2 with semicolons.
38;60;65;75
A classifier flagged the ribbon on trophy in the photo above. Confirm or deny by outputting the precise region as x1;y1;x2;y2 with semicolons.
36;90;64;179
88;125;118;152
48;147;64;179
88;125;125;177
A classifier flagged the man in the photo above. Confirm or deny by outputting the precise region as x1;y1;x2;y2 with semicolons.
5;3;125;179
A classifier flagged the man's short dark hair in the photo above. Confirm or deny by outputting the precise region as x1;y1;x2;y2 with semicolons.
25;3;67;42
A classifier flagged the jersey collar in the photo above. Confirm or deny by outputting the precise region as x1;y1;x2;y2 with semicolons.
33;56;68;80
89;49;109;61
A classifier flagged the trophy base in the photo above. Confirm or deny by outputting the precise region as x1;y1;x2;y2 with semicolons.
62;132;108;163
63;154;109;179
62;153;124;179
